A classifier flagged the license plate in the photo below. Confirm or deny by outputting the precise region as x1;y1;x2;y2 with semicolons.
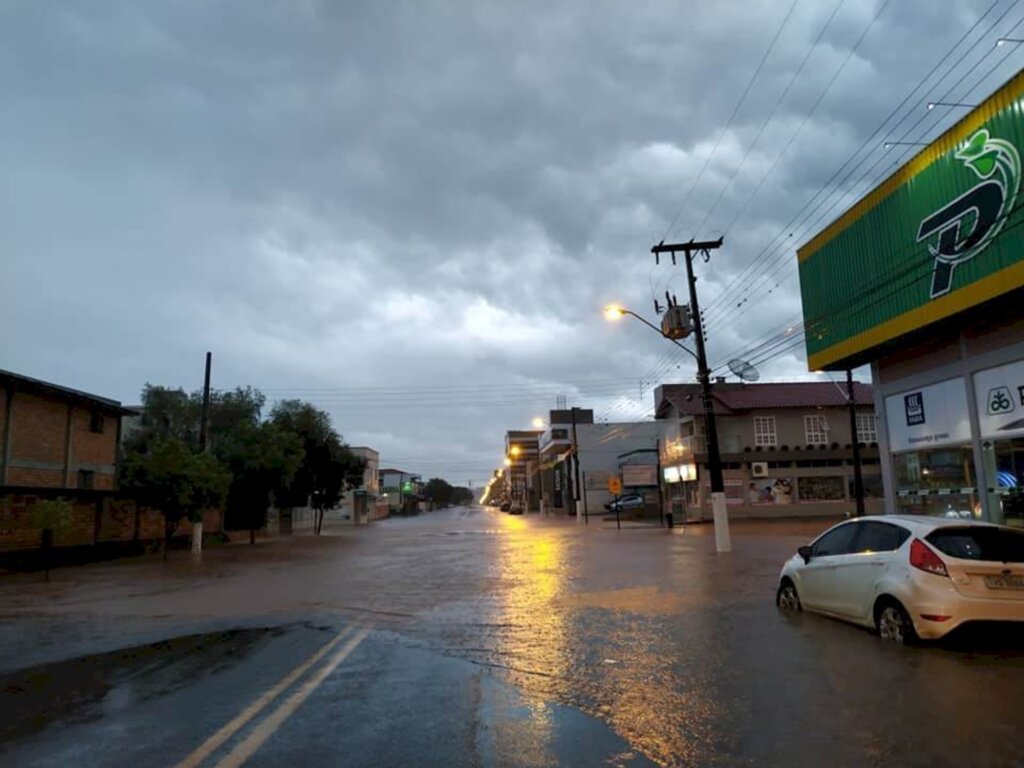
984;575;1024;590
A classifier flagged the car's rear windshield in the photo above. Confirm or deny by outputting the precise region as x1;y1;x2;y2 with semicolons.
926;526;1024;563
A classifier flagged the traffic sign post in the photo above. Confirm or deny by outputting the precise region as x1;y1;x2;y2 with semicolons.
608;477;622;530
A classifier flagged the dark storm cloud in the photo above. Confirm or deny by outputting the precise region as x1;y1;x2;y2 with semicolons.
3;0;1020;481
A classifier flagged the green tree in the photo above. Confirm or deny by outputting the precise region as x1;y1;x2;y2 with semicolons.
307;440;366;534
216;421;304;544
125;385;197;452
30;498;73;581
423;478;454;509
120;437;231;558
199;387;265;451
126;385;266;454
269;400;365;534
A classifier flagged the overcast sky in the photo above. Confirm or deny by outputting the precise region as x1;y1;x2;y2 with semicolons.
3;0;1023;484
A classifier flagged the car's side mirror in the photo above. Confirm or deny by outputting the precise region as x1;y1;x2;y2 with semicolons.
797;545;813;564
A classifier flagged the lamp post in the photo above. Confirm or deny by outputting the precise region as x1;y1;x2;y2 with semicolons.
927;101;977;110
605;304;731;552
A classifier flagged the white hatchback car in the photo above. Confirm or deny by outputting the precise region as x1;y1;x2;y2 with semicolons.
776;515;1024;643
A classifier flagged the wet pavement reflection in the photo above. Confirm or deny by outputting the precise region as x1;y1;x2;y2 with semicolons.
2;507;1024;766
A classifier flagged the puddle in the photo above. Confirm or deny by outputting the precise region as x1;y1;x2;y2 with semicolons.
0;627;276;743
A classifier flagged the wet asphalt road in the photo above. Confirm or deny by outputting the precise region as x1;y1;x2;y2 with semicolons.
1;506;1024;767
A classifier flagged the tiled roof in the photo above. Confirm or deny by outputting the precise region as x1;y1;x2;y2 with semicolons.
0;368;136;415
656;381;873;417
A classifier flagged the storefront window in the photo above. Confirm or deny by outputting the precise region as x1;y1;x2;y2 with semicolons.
848;474;884;498
798;476;845;501
893;446;978;518
981;437;1024;528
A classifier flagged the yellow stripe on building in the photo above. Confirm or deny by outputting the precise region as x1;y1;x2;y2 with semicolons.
808;260;1024;370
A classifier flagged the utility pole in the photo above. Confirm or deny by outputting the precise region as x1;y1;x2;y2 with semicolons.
571;407;582;520
582;470;589;524
194;351;212;558
651;239;731;553
198;351;212;453
847;369;866;517
656;438;666;528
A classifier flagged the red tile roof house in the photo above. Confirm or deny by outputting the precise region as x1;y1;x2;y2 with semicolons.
654;380;884;519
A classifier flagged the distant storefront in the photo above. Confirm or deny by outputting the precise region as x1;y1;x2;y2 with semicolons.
797;68;1024;525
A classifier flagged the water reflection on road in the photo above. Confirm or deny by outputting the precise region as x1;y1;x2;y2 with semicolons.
486;514;724;766
6;507;1024;767
444;511;1024;767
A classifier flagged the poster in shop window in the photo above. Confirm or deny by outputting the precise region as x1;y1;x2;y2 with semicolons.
885;377;971;452
974;359;1024;438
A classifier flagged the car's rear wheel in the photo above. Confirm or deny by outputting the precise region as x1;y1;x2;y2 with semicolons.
776;579;801;611
876;599;917;645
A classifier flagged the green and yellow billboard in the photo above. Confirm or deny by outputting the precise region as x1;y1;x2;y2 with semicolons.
798;69;1024;371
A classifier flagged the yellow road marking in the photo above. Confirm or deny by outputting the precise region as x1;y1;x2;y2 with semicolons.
174;624;357;768
214;626;371;768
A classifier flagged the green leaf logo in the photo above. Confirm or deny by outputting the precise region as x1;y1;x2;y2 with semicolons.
959;129;989;159
956;129;998;177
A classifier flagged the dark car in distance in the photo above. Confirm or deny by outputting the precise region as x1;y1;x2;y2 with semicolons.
604;493;645;512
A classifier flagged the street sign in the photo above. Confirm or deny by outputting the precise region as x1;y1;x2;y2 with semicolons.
608;476;622;495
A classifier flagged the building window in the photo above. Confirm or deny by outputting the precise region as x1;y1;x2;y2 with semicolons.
78;469;95;489
89;411;105;434
754;416;776;447
804;414;828;445
799;475;845;501
856;412;877;443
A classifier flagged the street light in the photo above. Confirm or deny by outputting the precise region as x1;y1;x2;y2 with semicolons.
927;101;977;110
997;37;1024;46
510;445;522;458
604;304;730;551
603;305;698;362
883;141;929;149
504;457;512;466
532;417;546;429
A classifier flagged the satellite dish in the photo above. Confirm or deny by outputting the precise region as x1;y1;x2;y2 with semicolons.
728;359;760;382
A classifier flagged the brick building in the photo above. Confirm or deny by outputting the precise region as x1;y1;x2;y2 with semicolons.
0;370;136;552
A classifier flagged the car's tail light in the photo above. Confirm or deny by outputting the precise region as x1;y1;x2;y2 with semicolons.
910;538;948;577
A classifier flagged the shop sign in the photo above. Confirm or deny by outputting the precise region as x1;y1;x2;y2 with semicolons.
622;464;658;486
662;464;697;484
974;358;1024;438
797;70;1024;371
885;377;971;452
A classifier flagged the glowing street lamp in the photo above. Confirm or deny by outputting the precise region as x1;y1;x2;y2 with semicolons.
604;304;627;321
604;303;729;550
531;417;546;429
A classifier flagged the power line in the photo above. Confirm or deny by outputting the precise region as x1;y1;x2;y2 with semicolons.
712;33;1024;333
657;0;801;246
692;0;852;236
701;0;1013;325
704;4;1023;330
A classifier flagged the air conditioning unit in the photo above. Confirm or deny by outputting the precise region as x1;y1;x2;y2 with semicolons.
751;462;769;478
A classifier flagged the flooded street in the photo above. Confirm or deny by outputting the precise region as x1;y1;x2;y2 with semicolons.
2;507;1024;767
